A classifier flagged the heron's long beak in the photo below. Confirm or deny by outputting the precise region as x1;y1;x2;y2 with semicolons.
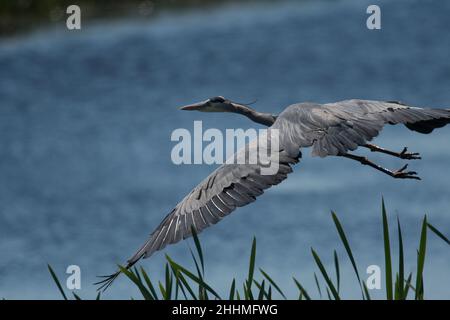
179;101;206;111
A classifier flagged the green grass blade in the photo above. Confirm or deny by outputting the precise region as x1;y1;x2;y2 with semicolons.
174;277;179;300
394;274;401;300
314;272;322;298
415;215;427;300
173;272;188;300
229;278;236;300
158;281;166;299
311;248;340;300
188;246;207;299
293;277;311;300
427;222;450;245
331;212;362;290
326;288;332;300
189;247;204;281
403;273;413;299
362;281;371;300
333;250;340;293
253;280;267;300
191;227;205;275
382;199;393;300
243;283;249;300
140;267;159;300
175;272;198;300
259;280;266;300
118;265;153;300
165;263;172;300
72;292;82;300
188;247;207;299
166;257;197;300
133;267;143;284
246;237;257;300
396;216;404;300
95;292;101;300
47;265;68;300
166;255;221;299
166;256;197;300
259;268;286;299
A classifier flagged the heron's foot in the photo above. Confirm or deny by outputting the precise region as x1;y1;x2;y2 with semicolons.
341;152;422;181
364;144;421;160
392;164;421;180
398;147;421;160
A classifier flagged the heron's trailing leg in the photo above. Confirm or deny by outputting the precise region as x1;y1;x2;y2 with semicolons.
341;153;421;180
364;143;421;160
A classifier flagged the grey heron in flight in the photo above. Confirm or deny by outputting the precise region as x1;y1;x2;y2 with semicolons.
97;97;450;290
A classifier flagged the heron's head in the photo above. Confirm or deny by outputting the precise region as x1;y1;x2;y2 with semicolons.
180;96;238;113
180;96;277;126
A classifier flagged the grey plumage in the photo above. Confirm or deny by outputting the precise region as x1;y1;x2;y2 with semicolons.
97;98;450;290
273;100;450;158
129;131;299;260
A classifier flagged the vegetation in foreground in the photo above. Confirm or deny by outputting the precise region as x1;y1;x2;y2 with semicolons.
49;200;449;300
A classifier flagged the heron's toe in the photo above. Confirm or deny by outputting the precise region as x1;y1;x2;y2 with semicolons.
400;147;422;160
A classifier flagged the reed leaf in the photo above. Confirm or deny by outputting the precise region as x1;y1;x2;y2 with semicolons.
311;248;340;300
293;277;311;300
259;268;286;299
396;217;404;300
427;222;450;245
47;265;68;300
382;199;393;300
415;216;427;300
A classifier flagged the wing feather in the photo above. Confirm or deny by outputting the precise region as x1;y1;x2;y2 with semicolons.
113;137;300;278
273;100;450;158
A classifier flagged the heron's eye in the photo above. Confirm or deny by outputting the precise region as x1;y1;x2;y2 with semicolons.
209;96;225;103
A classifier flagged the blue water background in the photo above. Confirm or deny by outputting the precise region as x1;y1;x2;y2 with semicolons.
0;0;449;299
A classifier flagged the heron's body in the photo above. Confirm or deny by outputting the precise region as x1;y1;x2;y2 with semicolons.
97;98;450;290
274;100;450;158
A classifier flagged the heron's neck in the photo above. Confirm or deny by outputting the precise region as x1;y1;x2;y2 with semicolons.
232;104;277;126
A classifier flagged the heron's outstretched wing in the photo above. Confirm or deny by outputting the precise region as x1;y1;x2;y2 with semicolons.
96;132;300;290
273;99;450;158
